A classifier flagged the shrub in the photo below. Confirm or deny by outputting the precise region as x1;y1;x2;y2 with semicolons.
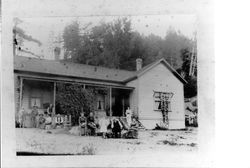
56;83;96;125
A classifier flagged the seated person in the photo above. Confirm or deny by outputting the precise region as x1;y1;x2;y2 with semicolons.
87;112;97;136
44;112;52;130
111;118;123;138
130;117;139;129
55;114;64;128
79;112;87;136
38;113;46;129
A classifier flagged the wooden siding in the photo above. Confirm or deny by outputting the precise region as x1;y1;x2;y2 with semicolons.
22;80;54;113
137;63;185;129
126;79;139;116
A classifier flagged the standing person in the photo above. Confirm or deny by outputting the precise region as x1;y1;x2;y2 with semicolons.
47;104;53;116
31;106;39;128
18;107;25;128
111;118;123;138
87;112;97;136
125;107;132;127
79;112;87;136
44;112;52;130
99;116;109;138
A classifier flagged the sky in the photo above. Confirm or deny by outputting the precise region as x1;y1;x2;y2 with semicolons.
16;14;196;60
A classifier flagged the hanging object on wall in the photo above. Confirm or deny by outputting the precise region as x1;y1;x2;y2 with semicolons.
160;92;173;128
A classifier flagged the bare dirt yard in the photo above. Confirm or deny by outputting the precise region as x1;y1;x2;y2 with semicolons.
16;127;198;155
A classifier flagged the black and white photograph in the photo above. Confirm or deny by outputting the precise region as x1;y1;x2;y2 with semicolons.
13;14;198;156
2;0;215;167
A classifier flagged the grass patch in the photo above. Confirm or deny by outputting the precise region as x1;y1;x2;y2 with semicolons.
187;143;197;147
162;140;178;146
159;140;197;147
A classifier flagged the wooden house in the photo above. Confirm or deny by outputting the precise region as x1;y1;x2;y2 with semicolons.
14;56;187;129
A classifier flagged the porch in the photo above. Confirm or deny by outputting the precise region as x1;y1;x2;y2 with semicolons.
16;76;134;127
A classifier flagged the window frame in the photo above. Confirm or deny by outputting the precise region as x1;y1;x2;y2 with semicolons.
30;97;43;109
153;91;172;112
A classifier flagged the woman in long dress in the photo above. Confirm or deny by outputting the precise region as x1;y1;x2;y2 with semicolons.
18;107;25;128
31;106;38;128
79;112;87;136
125;107;132;127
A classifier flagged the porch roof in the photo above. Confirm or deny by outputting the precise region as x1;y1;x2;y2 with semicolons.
14;56;187;85
14;56;135;84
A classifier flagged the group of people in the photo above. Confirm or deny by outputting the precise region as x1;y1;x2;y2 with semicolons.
17;105;139;138
79;107;139;139
17;104;53;129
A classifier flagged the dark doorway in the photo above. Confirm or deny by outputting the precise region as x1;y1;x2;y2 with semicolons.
111;88;131;116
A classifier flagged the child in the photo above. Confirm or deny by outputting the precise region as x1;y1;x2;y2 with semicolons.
44;112;52;130
99;116;109;138
55;114;64;128
38;113;46;129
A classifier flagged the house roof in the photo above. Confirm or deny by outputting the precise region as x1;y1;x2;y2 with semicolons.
14;56;187;84
14;56;135;83
124;58;187;84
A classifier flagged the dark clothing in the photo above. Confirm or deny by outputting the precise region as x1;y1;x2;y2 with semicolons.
38;116;45;125
79;116;86;128
112;120;122;138
79;116;87;136
87;115;96;136
87;116;95;123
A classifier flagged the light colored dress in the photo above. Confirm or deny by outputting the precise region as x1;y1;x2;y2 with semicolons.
18;108;25;126
126;109;132;127
99;118;109;133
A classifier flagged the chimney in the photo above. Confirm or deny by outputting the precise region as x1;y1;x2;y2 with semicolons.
136;58;143;71
54;47;61;60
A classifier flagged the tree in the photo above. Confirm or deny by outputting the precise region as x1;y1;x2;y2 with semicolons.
62;18;135;69
62;18;195;76
161;27;193;69
62;20;82;60
56;83;96;125
178;48;197;98
142;34;164;66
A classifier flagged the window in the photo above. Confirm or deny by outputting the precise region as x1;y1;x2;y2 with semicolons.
30;97;42;108
97;95;105;110
153;91;173;112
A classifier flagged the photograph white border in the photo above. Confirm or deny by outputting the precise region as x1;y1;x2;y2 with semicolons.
1;0;214;167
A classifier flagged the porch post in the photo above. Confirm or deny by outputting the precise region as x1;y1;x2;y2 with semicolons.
110;86;112;116
19;77;23;111
122;98;125;117
53;82;56;117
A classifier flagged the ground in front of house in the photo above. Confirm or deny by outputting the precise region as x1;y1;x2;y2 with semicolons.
16;127;198;155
